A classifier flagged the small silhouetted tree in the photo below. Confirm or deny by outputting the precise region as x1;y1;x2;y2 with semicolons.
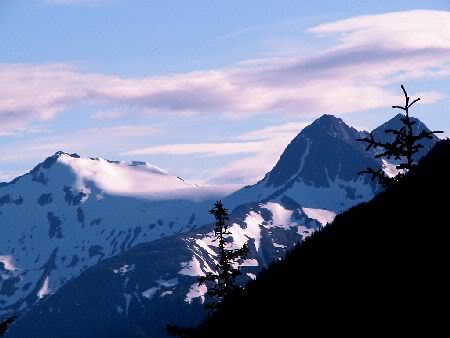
166;201;248;337
198;200;248;311
358;85;443;187
0;315;16;336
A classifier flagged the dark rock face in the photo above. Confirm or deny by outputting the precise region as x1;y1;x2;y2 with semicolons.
37;193;53;206
266;115;376;188
63;186;86;206
47;212;63;239
225;115;382;213
225;114;439;213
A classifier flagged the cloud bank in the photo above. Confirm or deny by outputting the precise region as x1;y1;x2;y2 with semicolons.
2;10;449;135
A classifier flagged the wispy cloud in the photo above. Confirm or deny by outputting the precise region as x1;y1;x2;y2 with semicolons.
1;10;449;134
121;142;263;157
0;124;162;166
121;121;307;184
205;122;307;184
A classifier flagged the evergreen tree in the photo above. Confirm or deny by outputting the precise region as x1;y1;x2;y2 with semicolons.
198;200;248;311
357;85;443;187
166;201;248;336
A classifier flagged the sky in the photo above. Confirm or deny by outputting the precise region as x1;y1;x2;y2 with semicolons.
1;0;450;185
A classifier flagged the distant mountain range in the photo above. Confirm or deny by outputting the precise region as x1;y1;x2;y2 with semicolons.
1;114;438;337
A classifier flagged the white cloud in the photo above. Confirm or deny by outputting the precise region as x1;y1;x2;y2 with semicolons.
121;142;264;157
120;121;306;185
235;122;308;141
205;127;300;185
1;10;449;138
309;10;450;50
0;124;162;166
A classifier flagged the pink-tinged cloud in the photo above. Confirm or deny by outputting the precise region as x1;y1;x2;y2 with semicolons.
1;10;449;134
0;124;162;165
120;122;307;185
121;142;264;157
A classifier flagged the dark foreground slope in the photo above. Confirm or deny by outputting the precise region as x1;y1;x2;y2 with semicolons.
193;140;450;337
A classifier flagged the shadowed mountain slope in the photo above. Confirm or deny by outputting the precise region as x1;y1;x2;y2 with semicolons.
193;140;450;337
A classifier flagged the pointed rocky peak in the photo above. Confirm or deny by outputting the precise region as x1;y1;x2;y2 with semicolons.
301;114;364;144
262;114;371;189
225;114;380;212
372;113;439;139
371;113;439;160
38;151;80;170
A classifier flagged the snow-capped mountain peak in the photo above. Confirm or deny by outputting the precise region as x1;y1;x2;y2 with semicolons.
0;152;218;317
50;151;196;199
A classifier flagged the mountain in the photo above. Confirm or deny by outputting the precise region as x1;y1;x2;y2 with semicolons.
226;113;440;213
5;199;322;338
225;114;380;213
371;113;440;161
0;152;219;317
191;139;450;337
1;114;440;337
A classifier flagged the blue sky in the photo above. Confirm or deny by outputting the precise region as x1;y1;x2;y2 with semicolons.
1;0;450;185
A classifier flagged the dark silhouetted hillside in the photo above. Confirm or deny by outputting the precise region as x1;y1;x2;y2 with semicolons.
191;140;450;337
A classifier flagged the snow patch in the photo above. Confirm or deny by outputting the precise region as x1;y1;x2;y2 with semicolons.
240;259;258;267
185;283;207;304
297;225;314;238
37;277;50;299
195;238;217;257
263;202;294;228
228;212;263;251
142;287;159;300
382;159;403;178
0;256;17;271
179;257;205;277
113;264;135;275
247;273;256;280
302;208;336;226
142;277;179;300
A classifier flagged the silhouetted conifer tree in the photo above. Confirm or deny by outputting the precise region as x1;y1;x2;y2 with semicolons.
198;200;248;310
358;85;443;187
166;201;248;337
0;315;16;336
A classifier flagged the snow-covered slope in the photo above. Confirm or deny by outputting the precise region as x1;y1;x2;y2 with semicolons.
0;152;218;317
6;198;322;338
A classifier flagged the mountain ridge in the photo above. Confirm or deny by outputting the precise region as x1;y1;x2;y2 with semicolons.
0;113;440;337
